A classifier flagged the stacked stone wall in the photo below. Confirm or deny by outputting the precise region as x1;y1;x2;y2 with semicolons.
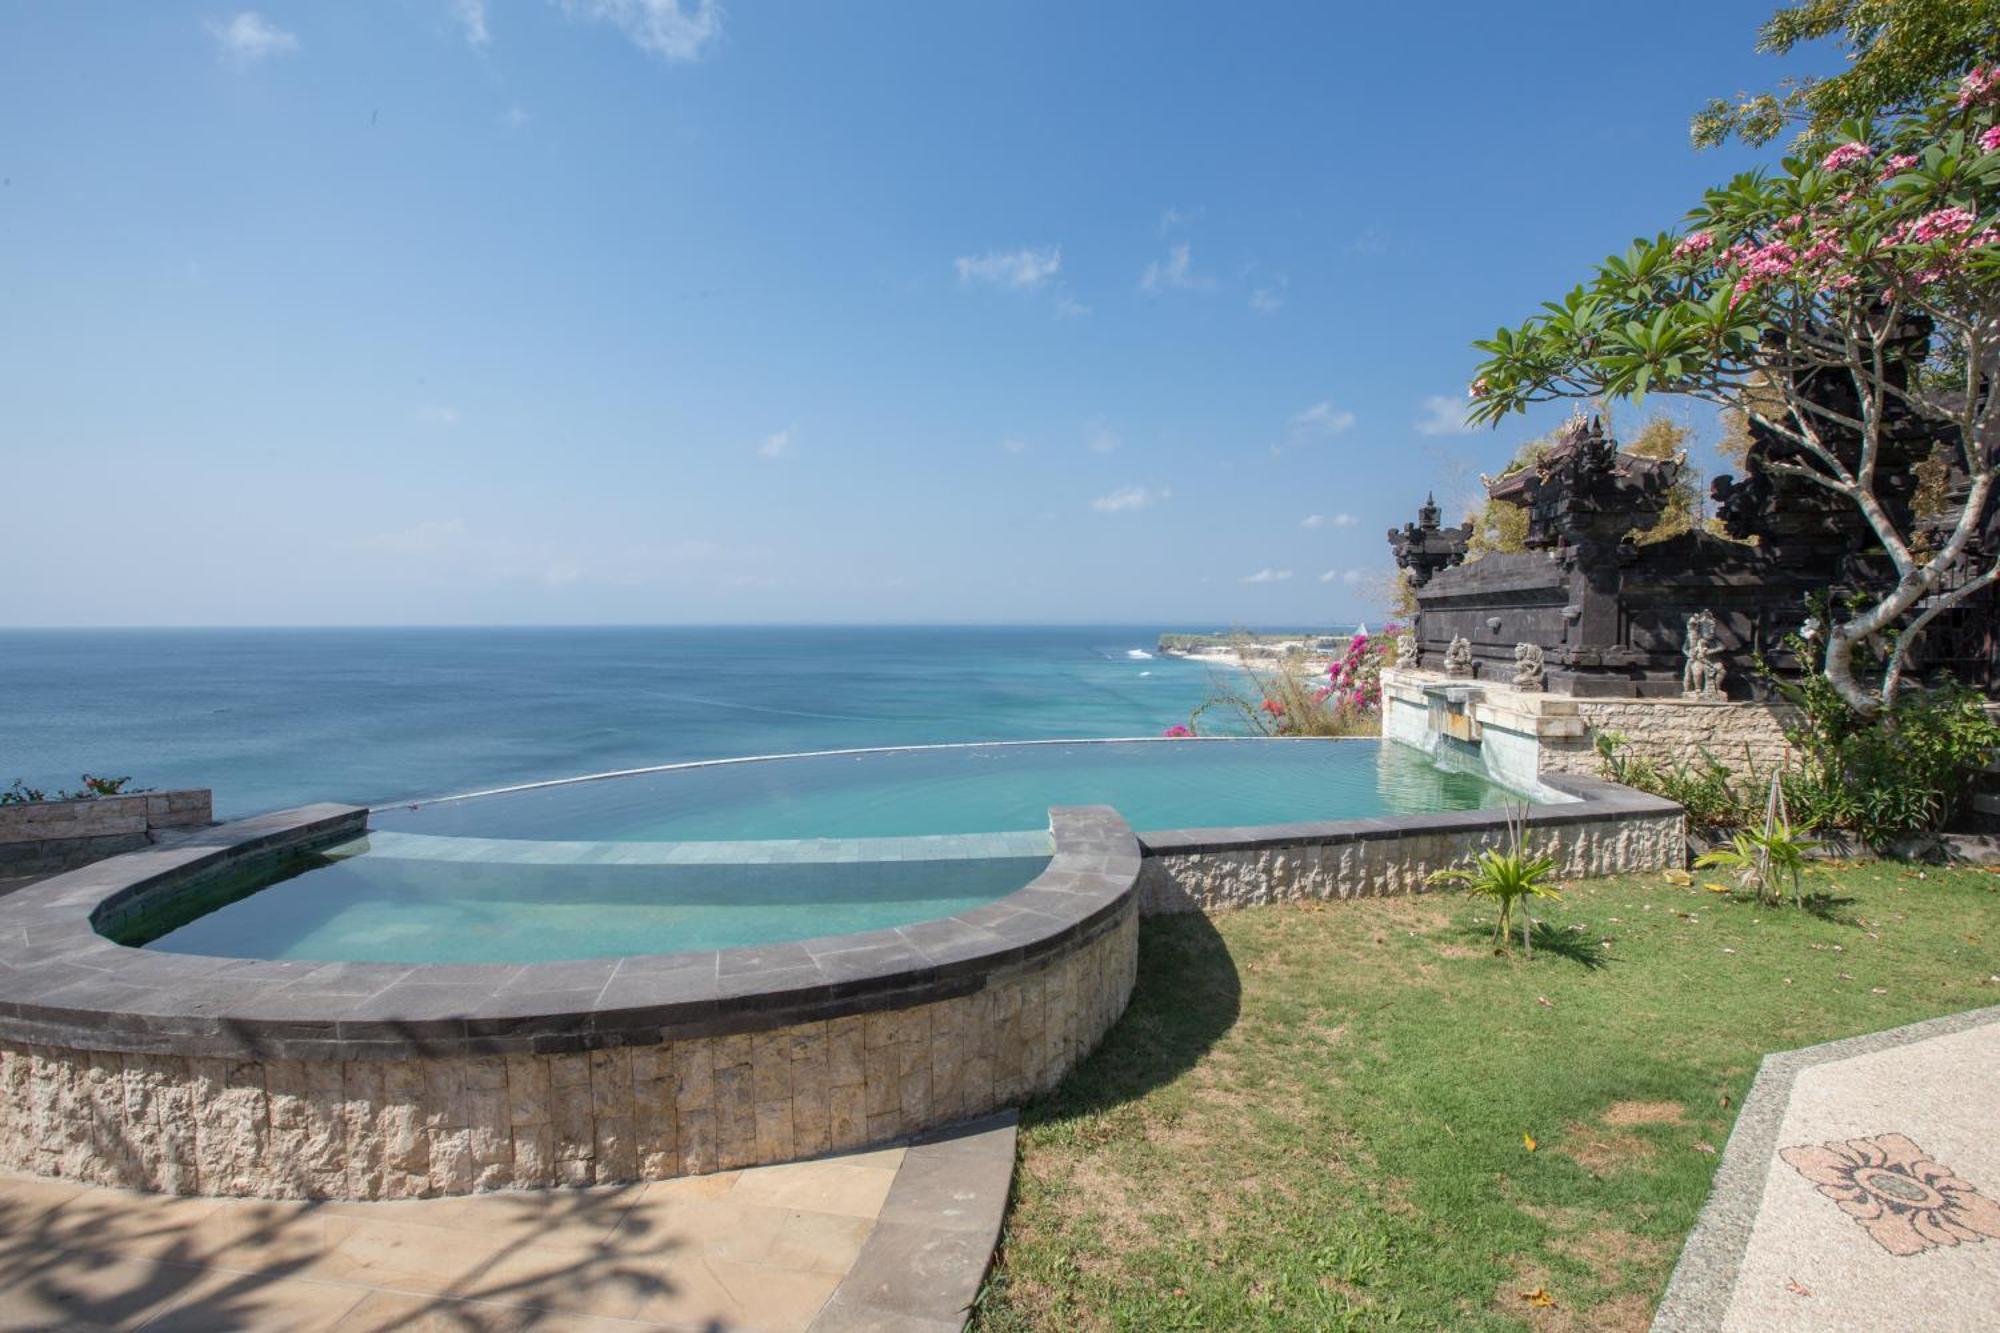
1541;700;1800;778
0;905;1137;1200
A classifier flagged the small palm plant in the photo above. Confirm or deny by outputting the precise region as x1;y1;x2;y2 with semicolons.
1695;774;1820;907
1430;811;1561;956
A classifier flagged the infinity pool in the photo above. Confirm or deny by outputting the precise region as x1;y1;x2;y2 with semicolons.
129;739;1521;964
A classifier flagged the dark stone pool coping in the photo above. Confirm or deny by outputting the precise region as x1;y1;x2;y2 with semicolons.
0;804;1141;1064
1134;771;1679;854
810;1110;1019;1332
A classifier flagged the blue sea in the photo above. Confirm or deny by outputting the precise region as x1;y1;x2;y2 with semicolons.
0;626;1314;818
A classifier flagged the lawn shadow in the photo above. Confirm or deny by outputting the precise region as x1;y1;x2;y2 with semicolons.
1022;910;1240;1130
1799;891;1861;925
1453;921;1611;970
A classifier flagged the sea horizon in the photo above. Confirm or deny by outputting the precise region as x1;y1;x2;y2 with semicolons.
0;624;1358;819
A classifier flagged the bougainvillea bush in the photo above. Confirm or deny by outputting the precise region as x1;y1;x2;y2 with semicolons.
1470;70;1999;713
1166;627;1400;738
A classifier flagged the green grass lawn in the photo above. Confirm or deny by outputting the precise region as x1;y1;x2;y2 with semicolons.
974;862;2000;1331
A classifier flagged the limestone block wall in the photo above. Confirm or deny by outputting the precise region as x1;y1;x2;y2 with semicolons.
0;789;213;876
0;905;1137;1199
1541;699;1801;778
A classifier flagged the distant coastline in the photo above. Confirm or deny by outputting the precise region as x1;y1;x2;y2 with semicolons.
1156;629;1361;673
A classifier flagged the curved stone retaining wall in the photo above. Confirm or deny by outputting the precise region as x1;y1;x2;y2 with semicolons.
0;806;1140;1199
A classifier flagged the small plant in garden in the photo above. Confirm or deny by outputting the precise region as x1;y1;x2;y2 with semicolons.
1429;812;1561;956
1696;821;1821;907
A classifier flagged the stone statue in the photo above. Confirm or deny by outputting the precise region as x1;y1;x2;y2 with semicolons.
1394;633;1418;669
1443;635;1473;678
1512;642;1545;692
1682;610;1726;700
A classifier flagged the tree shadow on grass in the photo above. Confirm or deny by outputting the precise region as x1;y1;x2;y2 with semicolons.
1022;911;1241;1131
1453;921;1612;970
1799;891;1861;925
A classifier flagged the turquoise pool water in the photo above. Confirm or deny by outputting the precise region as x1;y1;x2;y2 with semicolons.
134;740;1521;964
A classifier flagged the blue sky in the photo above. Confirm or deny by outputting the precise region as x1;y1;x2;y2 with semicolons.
0;2;1834;627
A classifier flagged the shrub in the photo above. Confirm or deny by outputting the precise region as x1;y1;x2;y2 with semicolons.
1169;627;1401;739
1772;655;2000;847
0;775;141;806
1593;733;1760;833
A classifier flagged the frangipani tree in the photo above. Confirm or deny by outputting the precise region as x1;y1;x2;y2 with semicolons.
1470;70;2000;713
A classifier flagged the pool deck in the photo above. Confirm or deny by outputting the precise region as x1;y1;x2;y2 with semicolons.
0;1112;1016;1332
1653;1006;2000;1331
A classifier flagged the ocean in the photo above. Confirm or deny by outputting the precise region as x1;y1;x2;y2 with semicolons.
0;626;1302;818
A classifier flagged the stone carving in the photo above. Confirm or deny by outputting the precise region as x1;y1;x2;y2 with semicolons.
1512;642;1545;692
1394;634;1418;669
1682;610;1726;700
1443;635;1473;678
1388;493;1473;588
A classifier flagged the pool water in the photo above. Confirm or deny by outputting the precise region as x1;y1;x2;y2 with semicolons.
132;739;1523;964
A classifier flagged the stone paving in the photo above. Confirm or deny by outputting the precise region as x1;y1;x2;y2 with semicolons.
1654;1006;2000;1331
0;1110;1018;1331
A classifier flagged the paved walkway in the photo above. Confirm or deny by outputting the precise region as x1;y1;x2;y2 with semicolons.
1654;1006;2000;1331
0;1114;1016;1332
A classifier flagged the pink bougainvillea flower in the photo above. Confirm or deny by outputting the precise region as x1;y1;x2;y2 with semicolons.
1981;125;2000;155
1162;724;1192;738
1260;697;1285;715
1882;153;1919;174
1819;143;1872;173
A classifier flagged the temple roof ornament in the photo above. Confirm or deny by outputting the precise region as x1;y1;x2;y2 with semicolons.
1388;492;1472;587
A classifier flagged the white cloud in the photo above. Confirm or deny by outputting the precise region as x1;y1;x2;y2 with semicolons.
1053;293;1091;319
1249;274;1289;314
955;246;1061;291
501;106;532;129
1091;484;1169;514
416;405;461;427
1159;205;1200;234
1242;568;1293;584
206;12;299;64
756;429;793;459
452;0;490;45
1000;437;1029;455
559;0;721;62
366;518;468;558
1140;242;1211;294
1302;514;1325;528
1332;512;1357;527
1319;568;1366;585
1414;394;1477;436
1086;422;1121;454
1284;400;1357;446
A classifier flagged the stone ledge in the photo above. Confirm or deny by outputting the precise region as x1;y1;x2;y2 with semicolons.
810;1111;1018;1332
0;804;1143;1064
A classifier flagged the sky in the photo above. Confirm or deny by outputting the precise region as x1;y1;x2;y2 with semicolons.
0;2;1840;627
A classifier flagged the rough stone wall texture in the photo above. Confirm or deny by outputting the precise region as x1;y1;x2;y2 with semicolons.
0;790;214;876
1540;700;1800;778
1138;814;1683;915
0;906;1137;1200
